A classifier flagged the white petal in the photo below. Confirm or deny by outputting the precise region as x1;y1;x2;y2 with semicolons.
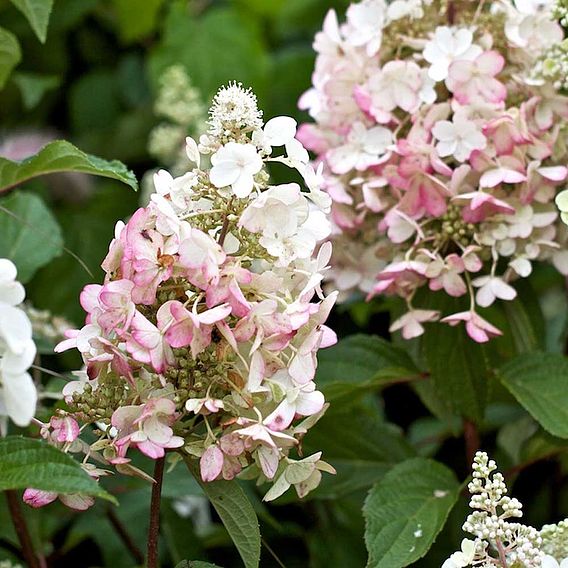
0;258;18;283
0;281;25;306
491;278;517;301
231;172;254;198
0;305;33;354
432;120;456;141
263;116;297;147
185;137;201;168
210;162;239;188
2;371;37;426
476;282;495;308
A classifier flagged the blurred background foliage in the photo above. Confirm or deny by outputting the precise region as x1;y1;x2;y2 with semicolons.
1;1;568;567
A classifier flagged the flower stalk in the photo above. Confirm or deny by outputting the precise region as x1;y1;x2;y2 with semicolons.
5;490;41;568
146;456;166;568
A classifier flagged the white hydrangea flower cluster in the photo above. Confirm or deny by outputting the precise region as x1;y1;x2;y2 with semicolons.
0;259;37;433
445;451;568;568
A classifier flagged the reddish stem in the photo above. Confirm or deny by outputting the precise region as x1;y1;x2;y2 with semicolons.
447;0;456;24
146;457;166;568
463;419;480;467
496;539;509;567
5;490;41;568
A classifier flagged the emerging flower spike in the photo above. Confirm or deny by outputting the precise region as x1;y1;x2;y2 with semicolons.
444;451;568;567
38;83;336;509
300;0;568;342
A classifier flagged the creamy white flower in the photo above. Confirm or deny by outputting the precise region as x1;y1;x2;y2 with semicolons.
387;0;426;21
239;184;309;241
263;116;297;147
472;275;517;307
0;259;37;431
0;259;25;306
442;539;476;568
210;142;263;198
240;184;330;265
432;114;487;162
367;60;424;119
555;189;568;225
185;136;200;168
389;309;439;339
505;0;562;51
153;168;198;213
419;70;437;104
343;0;387;56
327;122;392;174
423;27;482;82
542;555;568;568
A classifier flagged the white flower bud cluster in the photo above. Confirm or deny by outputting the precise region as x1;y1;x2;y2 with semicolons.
530;40;568;92
541;519;568;560
0;259;38;433
445;452;546;567
148;65;206;169
154;65;206;127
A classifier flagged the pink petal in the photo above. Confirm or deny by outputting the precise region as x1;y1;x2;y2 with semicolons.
200;446;224;482
23;488;58;508
476;51;505;76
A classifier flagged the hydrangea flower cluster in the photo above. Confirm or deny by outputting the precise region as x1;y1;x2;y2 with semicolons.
444;451;568;568
41;83;336;506
299;0;568;342
0;259;37;433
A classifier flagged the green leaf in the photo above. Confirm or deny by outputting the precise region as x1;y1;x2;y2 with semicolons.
363;458;460;568
186;460;260;568
0;140;138;194
148;3;269;101
26;182;138;321
422;295;489;422
316;335;421;402
499;352;568;438
13;72;59;109
0;191;63;282
113;0;164;43
502;279;545;354
9;0;54;43
303;403;415;499
0;27;21;89
0;437;115;502
163;502;204;565
307;496;368;568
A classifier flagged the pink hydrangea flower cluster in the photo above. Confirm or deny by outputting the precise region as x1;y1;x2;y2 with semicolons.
35;83;337;507
299;0;568;342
